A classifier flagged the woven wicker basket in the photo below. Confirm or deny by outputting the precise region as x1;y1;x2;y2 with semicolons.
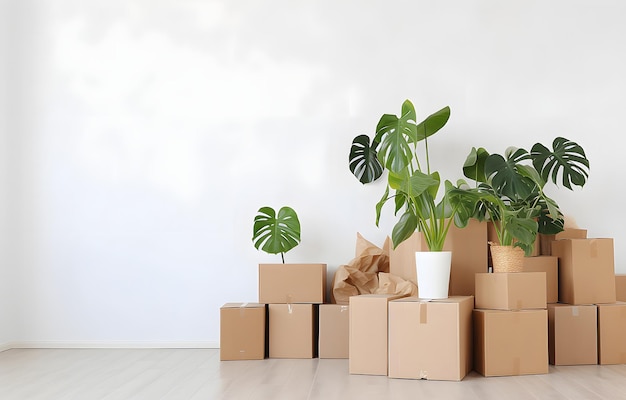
489;243;524;273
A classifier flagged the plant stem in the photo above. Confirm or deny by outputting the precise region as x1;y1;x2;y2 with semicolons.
281;252;285;264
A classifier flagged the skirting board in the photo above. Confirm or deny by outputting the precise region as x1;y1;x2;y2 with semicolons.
2;341;219;351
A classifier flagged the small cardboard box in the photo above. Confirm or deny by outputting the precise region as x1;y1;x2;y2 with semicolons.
552;239;616;305
259;263;327;304
597;302;626;365
389;219;488;296
523;256;558;304
475;272;547;310
388;296;474;381
268;304;318;359
220;303;267;361
349;294;404;375
615;275;626;301
318;304;349;359
548;304;597;365
474;309;549;376
540;229;588;256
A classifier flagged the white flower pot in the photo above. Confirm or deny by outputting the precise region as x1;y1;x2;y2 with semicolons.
415;251;452;299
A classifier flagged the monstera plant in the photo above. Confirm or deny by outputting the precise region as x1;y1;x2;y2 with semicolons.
459;137;590;258
252;206;301;263
348;99;469;251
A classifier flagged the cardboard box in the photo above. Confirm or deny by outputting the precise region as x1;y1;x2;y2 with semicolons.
318;304;349;359
552;239;616;305
616;275;626;301
388;296;473;381
259;263;327;304
548;304;597;365
268;304;318;358
523;256;558;304
597;302;626;365
488;222;540;257
475;272;547;310
540;228;588;256
349;294;404;375
389;219;488;296
220;303;266;361
474;309;549;376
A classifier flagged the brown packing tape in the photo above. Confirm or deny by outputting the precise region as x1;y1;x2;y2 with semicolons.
590;240;598;258
571;306;579;317
621;353;626;364
340;305;348;312
516;300;522;310
419;370;428;379
239;302;248;318
513;357;521;375
419;302;428;324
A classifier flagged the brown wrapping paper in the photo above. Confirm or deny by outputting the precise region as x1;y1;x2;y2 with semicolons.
331;233;417;304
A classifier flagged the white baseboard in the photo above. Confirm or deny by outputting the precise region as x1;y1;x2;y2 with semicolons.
4;341;219;350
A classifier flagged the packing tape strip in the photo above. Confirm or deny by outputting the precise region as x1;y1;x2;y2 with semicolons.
419;370;428;380
513;357;521;375
590;240;598;258
288;303;293;314
419;302;428;324
239;302;248;317
571;306;579;317
340;305;348;312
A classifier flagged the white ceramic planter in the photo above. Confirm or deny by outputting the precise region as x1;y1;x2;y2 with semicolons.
415;251;452;299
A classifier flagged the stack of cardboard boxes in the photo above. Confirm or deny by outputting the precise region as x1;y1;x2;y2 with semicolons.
473;272;549;376
220;263;327;360
544;229;626;366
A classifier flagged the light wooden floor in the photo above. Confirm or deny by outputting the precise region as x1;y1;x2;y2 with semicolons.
2;349;626;399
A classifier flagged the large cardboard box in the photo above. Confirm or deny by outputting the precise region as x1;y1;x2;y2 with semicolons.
220;303;267;361
473;309;549;376
475;272;547;310
547;304;597;365
389;219;488;296
318;304;349;359
597;302;626;365
540;228;588;256
523;256;558;303
552;239;616;305
388;296;473;381
616;275;626;301
349;294;404;375
259;263;327;304
268;304;318;359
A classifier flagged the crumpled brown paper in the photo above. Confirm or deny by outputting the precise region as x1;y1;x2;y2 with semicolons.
331;233;417;304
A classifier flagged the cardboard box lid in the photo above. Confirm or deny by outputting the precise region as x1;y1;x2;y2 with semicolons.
221;302;265;309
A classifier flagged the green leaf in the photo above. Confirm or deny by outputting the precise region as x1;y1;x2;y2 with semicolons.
391;211;417;249
485;148;534;200
395;170;439;199
349;134;383;184
415;106;451;142
252;206;301;256
531;137;590;190
375;185;391;227
463;147;489;183
374;100;418;173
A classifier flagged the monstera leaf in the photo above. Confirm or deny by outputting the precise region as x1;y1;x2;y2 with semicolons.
252;206;301;263
463;147;489;184
484;147;534;200
374;100;418;173
349;134;383;184
531;137;590;189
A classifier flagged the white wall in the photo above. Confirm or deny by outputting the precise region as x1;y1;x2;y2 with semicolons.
4;0;626;346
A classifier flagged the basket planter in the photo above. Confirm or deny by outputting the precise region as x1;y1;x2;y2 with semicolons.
490;244;524;273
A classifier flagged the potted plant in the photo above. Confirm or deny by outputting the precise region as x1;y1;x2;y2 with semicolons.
252;206;301;263
252;206;326;304
459;137;590;272
348;99;471;299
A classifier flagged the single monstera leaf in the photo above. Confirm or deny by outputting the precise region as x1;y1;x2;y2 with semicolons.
463;147;489;184
415;106;451;142
349;134;383;184
531;137;590;190
374;100;418;173
484;147;534;200
252;206;301;262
